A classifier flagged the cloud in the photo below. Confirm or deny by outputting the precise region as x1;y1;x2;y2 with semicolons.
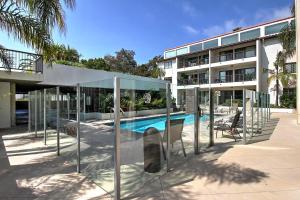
202;19;246;37
255;5;291;22
182;2;198;17
183;25;200;35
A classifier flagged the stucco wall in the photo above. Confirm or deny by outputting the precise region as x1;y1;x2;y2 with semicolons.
0;82;11;128
262;37;283;105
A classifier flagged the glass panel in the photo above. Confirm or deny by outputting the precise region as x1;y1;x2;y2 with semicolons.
198;89;211;147
57;87;78;158
203;39;218;50
265;22;288;35
118;78;167;198
213;90;242;144
240;29;260;41
221;34;238;45
190;43;203;53
45;87;58;148
177;47;188;55
79;79;115;198
165;50;176;58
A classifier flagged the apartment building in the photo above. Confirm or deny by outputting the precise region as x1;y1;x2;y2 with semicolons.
159;17;296;106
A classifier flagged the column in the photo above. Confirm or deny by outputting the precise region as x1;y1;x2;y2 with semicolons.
256;39;262;92
296;0;300;124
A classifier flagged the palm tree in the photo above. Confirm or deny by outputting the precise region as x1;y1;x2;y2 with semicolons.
268;51;296;106
0;0;76;68
278;3;296;58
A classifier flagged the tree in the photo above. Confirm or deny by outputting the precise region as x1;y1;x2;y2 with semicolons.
278;3;296;58
81;58;110;71
44;43;80;63
104;48;137;74
268;51;296;106
0;0;75;67
134;55;164;78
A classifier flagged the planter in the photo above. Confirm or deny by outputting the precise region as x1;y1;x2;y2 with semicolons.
270;108;296;113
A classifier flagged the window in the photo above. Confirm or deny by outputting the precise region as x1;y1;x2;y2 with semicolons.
164;61;172;69
283;88;296;96
245;46;256;58
186;57;198;67
219;50;233;62
240;29;260;41
265;22;288;35
218;70;233;83
177;47;188;55
165;50;176;58
201;54;209;64
221;34;238;45
199;73;208;84
285;63;296;73
235;67;256;81
190;43;203;53
203;39;218;50
235;46;256;59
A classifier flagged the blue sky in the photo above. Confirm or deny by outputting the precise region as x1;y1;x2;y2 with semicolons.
0;0;293;64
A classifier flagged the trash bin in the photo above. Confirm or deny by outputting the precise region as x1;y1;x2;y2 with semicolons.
143;127;161;173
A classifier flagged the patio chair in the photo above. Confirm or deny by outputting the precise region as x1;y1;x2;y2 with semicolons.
161;118;186;160
214;111;242;142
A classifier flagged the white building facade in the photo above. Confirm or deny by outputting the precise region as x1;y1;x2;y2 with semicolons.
159;17;296;107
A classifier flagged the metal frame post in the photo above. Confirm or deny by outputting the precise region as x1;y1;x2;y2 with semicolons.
194;87;199;154
67;93;70;120
76;84;81;173
257;92;260;131
260;93;263;128
83;93;86;121
44;89;47;145
243;88;247;144
166;83;171;171
34;90;37;137
28;92;31;132
251;91;254;136
209;88;214;147
268;94;271;120
114;77;121;200
56;87;60;156
39;91;42;130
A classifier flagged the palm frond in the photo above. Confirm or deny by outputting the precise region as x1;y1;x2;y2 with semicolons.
0;0;53;51
268;74;277;84
17;0;76;33
278;22;296;58
0;44;13;70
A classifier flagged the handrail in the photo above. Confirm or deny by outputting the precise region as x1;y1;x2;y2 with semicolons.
0;47;43;73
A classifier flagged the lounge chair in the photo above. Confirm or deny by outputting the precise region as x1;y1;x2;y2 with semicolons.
214;111;242;141
161;118;186;159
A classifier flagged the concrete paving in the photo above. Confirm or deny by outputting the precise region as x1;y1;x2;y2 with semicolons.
0;113;299;199
159;113;300;200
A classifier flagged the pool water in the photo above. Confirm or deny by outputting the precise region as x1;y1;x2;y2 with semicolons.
120;114;209;133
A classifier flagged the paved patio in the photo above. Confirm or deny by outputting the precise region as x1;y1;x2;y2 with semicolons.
0;113;299;199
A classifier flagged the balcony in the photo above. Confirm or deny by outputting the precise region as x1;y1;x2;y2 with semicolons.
212;73;256;84
179;57;209;69
212;49;256;63
0;48;43;73
213;75;233;83
178;78;209;86
235;73;256;82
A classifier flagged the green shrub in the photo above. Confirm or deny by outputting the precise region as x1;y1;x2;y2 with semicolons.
280;94;296;108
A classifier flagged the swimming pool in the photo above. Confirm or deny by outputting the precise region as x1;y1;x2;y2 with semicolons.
120;114;209;133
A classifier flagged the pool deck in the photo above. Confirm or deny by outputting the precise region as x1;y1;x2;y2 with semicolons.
0;113;299;199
